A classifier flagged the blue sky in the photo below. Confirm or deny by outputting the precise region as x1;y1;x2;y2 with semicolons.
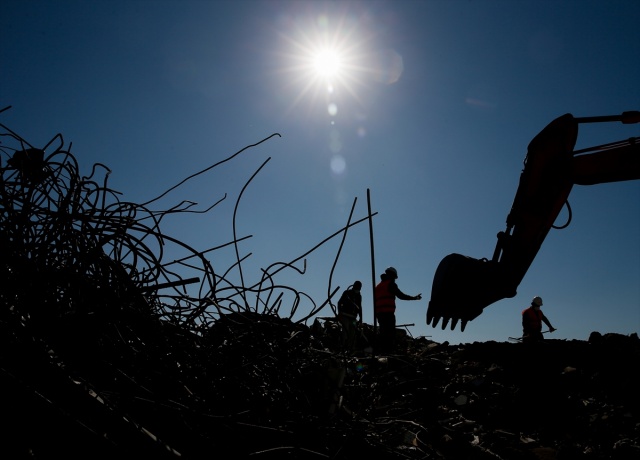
2;0;638;345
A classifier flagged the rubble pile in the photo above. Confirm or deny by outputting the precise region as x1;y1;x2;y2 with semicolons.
2;307;639;459
1;122;638;459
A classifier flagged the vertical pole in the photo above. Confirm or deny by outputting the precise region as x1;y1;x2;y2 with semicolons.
367;189;377;329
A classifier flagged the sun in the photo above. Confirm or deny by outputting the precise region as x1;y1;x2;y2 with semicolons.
311;48;344;80
271;11;375;113
299;37;359;91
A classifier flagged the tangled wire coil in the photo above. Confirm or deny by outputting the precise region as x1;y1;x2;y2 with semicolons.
0;113;369;341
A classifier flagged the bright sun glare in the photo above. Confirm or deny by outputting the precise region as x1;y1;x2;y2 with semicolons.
273;9;405;116
312;49;343;79
274;11;375;113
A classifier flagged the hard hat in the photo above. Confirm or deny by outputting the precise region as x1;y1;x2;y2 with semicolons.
385;267;398;278
532;296;543;307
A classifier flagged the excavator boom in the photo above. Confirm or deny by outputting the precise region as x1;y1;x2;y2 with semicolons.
427;111;640;331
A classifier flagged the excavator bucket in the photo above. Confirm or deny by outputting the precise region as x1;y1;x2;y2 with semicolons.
427;253;516;331
427;110;639;333
428;114;579;331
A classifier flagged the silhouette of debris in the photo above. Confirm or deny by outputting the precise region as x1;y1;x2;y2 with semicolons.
1;116;639;459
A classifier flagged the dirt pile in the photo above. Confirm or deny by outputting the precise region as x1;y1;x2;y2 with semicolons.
2;123;638;459
2;310;638;459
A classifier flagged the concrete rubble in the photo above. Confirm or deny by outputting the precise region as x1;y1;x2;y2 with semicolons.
3;311;638;459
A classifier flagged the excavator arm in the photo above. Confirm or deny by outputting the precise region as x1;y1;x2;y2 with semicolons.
427;111;640;331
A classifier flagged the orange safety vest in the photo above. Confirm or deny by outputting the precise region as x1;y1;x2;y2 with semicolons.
374;279;396;314
522;307;542;332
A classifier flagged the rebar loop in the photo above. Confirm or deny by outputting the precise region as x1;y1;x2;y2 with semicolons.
0;118;387;458
0;120;378;332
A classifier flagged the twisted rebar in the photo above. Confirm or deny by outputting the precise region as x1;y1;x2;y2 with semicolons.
0;117;376;336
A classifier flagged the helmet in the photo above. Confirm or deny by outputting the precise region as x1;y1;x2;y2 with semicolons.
385;267;398;278
532;296;543;307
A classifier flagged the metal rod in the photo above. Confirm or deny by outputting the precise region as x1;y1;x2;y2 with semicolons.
367;188;377;330
140;277;200;292
575;111;639;124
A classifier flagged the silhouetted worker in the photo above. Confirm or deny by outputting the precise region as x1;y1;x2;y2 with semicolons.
374;267;421;353
337;280;363;351
522;296;556;343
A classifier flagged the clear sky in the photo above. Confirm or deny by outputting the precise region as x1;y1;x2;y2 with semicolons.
2;0;638;345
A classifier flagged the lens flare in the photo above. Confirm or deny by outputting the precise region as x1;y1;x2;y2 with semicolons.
270;7;380;115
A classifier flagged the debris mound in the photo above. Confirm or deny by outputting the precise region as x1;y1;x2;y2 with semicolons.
1;120;639;459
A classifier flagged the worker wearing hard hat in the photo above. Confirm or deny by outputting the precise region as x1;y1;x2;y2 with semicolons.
521;296;556;343
374;266;422;353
